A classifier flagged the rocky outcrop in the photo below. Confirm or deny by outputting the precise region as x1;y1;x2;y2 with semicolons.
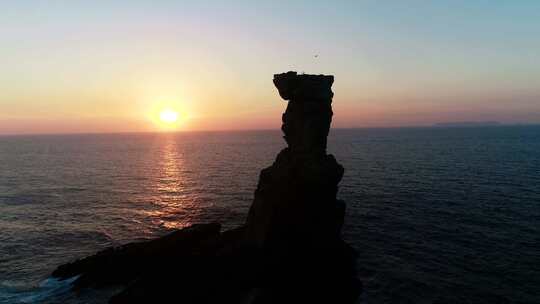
242;72;359;302
246;72;345;249
52;223;223;288
51;72;361;304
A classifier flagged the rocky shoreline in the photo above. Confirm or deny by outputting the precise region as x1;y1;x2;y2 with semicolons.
52;72;362;303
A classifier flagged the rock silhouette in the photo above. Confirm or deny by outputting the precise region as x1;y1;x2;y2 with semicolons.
52;72;361;303
246;72;345;250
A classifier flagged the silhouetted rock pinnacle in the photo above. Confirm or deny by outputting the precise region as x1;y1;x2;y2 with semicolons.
241;72;359;303
246;72;346;249
274;71;335;156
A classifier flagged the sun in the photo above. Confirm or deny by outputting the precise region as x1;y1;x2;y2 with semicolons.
151;105;191;131
159;109;178;124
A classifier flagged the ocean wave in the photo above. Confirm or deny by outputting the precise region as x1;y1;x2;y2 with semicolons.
0;276;77;304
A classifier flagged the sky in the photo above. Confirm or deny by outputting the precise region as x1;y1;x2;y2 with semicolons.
1;1;539;134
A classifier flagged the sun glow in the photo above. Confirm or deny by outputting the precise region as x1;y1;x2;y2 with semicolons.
159;109;178;124
151;104;194;131
146;95;194;131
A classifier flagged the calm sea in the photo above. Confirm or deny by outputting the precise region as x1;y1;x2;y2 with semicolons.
1;126;539;304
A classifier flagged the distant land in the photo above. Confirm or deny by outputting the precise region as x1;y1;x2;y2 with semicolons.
433;121;501;127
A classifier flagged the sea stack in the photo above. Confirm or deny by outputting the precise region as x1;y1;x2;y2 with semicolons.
246;71;345;247
244;72;359;302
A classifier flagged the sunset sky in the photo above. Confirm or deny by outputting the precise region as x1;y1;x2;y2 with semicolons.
1;1;539;134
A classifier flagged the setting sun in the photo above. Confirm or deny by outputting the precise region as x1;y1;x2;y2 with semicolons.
159;109;179;124
148;102;192;131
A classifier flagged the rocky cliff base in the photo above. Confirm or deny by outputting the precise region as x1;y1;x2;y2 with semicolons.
52;223;360;304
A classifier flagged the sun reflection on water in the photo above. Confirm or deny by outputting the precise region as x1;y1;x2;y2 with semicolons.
144;134;196;230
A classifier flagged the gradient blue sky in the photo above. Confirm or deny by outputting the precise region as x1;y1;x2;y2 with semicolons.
1;1;539;134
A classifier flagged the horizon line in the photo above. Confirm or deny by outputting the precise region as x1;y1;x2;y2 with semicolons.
1;123;538;137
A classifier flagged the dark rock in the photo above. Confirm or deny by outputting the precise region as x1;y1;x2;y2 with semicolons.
51;71;361;303
274;72;334;157
243;71;360;302
52;223;222;288
108;226;259;304
246;72;344;247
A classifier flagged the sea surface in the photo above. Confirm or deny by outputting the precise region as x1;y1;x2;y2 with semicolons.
1;126;539;304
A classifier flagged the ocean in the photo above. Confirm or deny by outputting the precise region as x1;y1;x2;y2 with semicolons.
1;126;539;303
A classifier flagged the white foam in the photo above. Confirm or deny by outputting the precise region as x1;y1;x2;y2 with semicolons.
0;276;78;304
